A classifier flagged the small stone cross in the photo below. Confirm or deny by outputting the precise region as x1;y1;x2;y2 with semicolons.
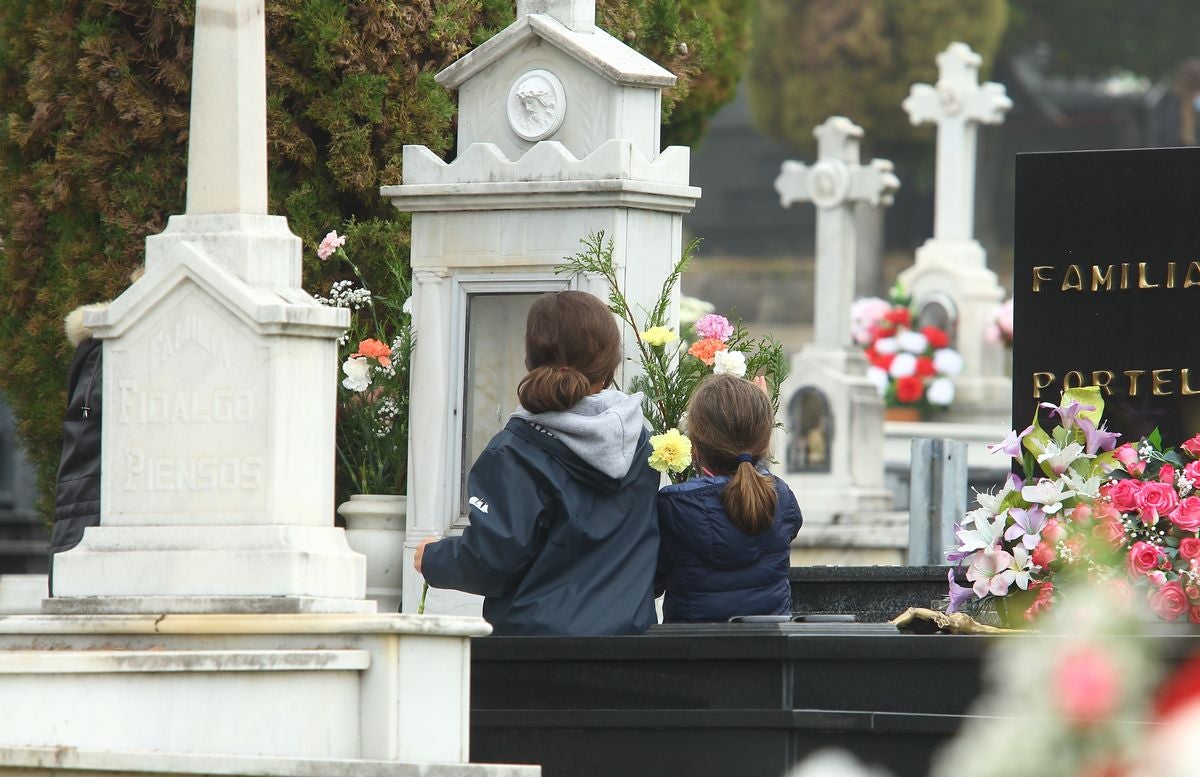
775;116;899;350
186;0;268;215
903;42;1011;242
517;0;595;32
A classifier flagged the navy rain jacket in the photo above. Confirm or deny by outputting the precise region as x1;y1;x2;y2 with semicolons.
656;474;802;623
421;418;660;636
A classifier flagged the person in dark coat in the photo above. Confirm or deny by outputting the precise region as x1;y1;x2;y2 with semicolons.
656;374;803;623
415;291;659;636
49;303;107;592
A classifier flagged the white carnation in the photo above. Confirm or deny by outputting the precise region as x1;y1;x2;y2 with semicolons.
874;337;899;355
341;356;372;392
933;348;964;376
866;366;889;396
889;352;917;378
896;330;929;354
402;296;413;316
927;377;956;406
712;349;747;378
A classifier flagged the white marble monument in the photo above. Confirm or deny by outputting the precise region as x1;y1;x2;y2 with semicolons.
773;117;905;563
383;0;699;613
898;41;1012;419
0;3;532;776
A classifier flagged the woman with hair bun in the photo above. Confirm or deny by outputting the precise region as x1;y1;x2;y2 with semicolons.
656;374;803;623
416;290;659;635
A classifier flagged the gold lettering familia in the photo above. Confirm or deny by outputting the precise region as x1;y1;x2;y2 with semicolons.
1030;261;1200;399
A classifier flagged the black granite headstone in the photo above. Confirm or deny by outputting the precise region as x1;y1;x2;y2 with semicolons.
1014;147;1200;444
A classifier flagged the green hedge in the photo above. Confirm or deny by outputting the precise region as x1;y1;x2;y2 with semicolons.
0;0;751;518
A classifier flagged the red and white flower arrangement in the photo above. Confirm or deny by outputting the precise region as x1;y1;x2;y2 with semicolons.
851;289;961;410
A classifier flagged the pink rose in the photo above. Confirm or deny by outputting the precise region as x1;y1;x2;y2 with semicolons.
1114;443;1146;476
1182;433;1200;456
1067;504;1092;524
1107;577;1134;610
1106;478;1143;514
1093;499;1121;522
1127;541;1165;576
1137;482;1180;525
1185;460;1200;484
1172;496;1200;532
1032;540;1056;569
1188;585;1200;601
1148;570;1168;587
1180;537;1200;560
1092;518;1124;547
1190;605;1200;625
1044;517;1067;543
1161;464;1177;485
1149;580;1189;621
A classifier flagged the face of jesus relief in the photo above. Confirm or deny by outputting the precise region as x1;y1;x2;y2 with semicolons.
516;81;555;127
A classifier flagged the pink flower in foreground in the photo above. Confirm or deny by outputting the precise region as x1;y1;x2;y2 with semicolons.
1105;478;1142;514
1182;433;1200;456
1137;482;1180;525
1053;646;1120;722
694;314;734;342
318;230;346;260
1179;537;1200;560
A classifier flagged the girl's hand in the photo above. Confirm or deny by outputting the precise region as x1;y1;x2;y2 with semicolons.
413;537;439;574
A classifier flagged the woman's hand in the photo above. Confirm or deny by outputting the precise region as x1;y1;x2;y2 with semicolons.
413;536;439;574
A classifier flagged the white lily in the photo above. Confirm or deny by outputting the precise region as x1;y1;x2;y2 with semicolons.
955;509;1008;552
1021;477;1074;514
1035;441;1093;475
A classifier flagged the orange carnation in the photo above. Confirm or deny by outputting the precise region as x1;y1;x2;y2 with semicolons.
688;337;728;366
353;338;392;368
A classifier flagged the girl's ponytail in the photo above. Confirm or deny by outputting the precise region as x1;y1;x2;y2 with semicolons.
687;374;777;535
518;365;591;414
722;457;778;536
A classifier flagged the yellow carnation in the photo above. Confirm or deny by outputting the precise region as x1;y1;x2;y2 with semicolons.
648;428;693;474
640;326;679;348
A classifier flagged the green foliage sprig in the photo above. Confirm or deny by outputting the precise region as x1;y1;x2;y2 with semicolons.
558;231;787;481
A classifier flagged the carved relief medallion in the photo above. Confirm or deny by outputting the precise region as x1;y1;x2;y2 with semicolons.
507;69;567;141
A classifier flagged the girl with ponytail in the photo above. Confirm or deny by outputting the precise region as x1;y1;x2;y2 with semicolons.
656;374;803;623
416;291;660;635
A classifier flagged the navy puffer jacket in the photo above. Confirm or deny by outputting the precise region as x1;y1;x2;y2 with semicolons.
656;474;802;623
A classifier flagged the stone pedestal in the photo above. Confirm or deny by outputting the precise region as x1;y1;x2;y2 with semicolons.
383;0;697;613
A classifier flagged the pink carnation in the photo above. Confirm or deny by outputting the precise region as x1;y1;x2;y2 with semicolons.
317;230;346;261
694;314;734;342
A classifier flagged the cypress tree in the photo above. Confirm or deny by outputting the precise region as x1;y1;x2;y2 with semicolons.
0;0;750;517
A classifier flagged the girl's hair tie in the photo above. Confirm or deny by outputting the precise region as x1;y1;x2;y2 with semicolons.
734;453;754;465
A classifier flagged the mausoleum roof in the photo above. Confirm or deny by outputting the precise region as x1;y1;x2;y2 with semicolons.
436;13;675;90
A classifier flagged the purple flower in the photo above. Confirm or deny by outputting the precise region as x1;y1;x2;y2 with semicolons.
986;425;1035;457
1003;506;1047;549
695;314;734;342
1039;399;1095;431
1077;417;1121;455
947;568;975;614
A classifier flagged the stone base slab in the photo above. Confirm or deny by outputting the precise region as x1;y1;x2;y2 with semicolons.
43;595;376;615
52;526;367;607
0;747;539;777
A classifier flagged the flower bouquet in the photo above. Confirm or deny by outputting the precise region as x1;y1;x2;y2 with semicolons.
314;229;413;501
851;289;961;412
558;232;787;481
985;297;1014;347
948;384;1200;626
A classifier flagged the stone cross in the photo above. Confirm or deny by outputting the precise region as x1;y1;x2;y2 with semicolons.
902;42;1011;243
517;0;595;32
775;116;899;351
186;0;268;215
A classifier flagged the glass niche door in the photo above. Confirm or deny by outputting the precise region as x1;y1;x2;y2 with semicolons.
460;291;544;518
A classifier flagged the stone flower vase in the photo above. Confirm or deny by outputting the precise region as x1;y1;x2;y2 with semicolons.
337;494;406;613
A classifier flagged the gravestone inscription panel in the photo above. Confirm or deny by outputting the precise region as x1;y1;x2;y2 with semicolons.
1014;148;1200;443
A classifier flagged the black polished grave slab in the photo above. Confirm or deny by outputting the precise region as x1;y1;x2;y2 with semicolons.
470;623;990;777
790;565;950;622
1014;147;1200;443
470;624;1200;777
